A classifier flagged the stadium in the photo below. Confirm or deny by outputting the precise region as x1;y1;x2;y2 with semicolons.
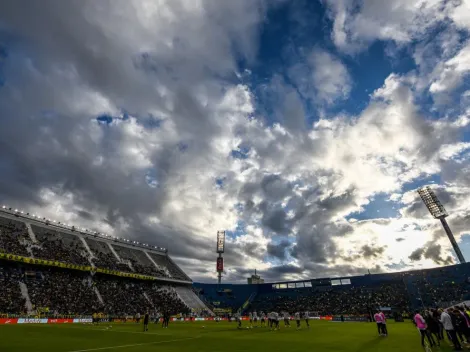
1;201;470;352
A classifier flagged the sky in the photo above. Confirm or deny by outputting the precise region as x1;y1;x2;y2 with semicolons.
0;0;470;283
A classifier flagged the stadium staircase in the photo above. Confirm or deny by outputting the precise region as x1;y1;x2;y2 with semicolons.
175;286;214;315
142;292;153;305
19;281;33;313
145;251;164;273
25;223;38;243
107;242;122;262
79;236;95;263
240;291;257;313
93;284;104;304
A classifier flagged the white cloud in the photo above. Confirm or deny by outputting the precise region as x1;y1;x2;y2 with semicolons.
310;49;352;104
430;42;470;95
325;0;454;52
448;0;470;31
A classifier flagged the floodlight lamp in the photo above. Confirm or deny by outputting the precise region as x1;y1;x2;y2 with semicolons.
417;186;448;219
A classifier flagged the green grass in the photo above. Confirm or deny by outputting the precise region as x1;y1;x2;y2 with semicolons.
0;320;453;352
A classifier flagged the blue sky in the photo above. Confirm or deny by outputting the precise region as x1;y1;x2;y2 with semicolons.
0;0;470;282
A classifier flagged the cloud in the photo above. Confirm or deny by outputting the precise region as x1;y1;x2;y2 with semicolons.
430;42;470;97
287;48;351;105
310;49;352;104
0;0;469;284
324;0;460;53
267;240;291;260
361;244;386;258
409;242;454;265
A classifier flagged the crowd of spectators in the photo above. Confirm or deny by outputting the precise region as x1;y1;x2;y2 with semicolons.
145;283;190;315
0;216;189;282
0;218;31;257
0;266;26;314
32;228;89;266
27;268;102;315
149;252;189;281
95;276;151;316
112;245;166;277
91;251;123;271
410;278;468;308
0;262;190;317
251;282;410;316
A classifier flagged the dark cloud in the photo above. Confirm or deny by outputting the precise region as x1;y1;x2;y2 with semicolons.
409;242;454;265
261;207;288;234
76;210;95;221
266;240;291;260
361;244;386;259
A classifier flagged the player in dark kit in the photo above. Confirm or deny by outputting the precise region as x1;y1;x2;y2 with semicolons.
143;312;150;332
162;312;170;328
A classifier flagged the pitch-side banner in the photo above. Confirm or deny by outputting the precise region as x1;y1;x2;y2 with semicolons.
0;252;155;281
0;318;93;325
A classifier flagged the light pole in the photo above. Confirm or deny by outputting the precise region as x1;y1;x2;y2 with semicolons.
216;231;225;285
417;186;465;263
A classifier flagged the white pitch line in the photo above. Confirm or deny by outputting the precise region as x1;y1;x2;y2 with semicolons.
66;336;200;352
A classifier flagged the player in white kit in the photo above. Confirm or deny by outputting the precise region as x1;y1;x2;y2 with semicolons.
304;311;310;328
260;312;266;327
283;311;291;327
268;312;274;329
295;312;301;329
253;311;258;327
235;312;242;329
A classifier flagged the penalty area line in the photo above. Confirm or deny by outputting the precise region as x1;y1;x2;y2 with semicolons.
66;336;200;352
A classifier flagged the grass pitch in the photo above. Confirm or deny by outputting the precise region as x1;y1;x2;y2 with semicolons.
0;320;452;352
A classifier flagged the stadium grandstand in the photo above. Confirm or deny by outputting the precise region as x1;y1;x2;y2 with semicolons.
0;207;210;318
2;205;470;352
194;264;470;318
2;205;470;321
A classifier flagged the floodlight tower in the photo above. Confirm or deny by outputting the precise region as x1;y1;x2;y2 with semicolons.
417;186;466;263
216;231;225;285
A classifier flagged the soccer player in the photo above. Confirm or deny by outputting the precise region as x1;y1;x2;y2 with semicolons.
162;311;170;328
135;312;141;324
304;311;310;329
260;312;266;327
268;312;273;330
154;312;161;325
379;310;388;336
374;310;385;336
249;312;253;328
295;312;301;330
253;311;258;327
270;312;279;330
275;312;281;330
143;312;149;332
283;311;291;327
414;310;435;347
235;312;242;329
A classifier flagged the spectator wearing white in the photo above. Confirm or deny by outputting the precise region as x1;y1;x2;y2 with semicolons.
440;309;462;351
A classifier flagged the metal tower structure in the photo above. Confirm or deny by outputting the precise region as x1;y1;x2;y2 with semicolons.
417;186;466;263
216;231;225;285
